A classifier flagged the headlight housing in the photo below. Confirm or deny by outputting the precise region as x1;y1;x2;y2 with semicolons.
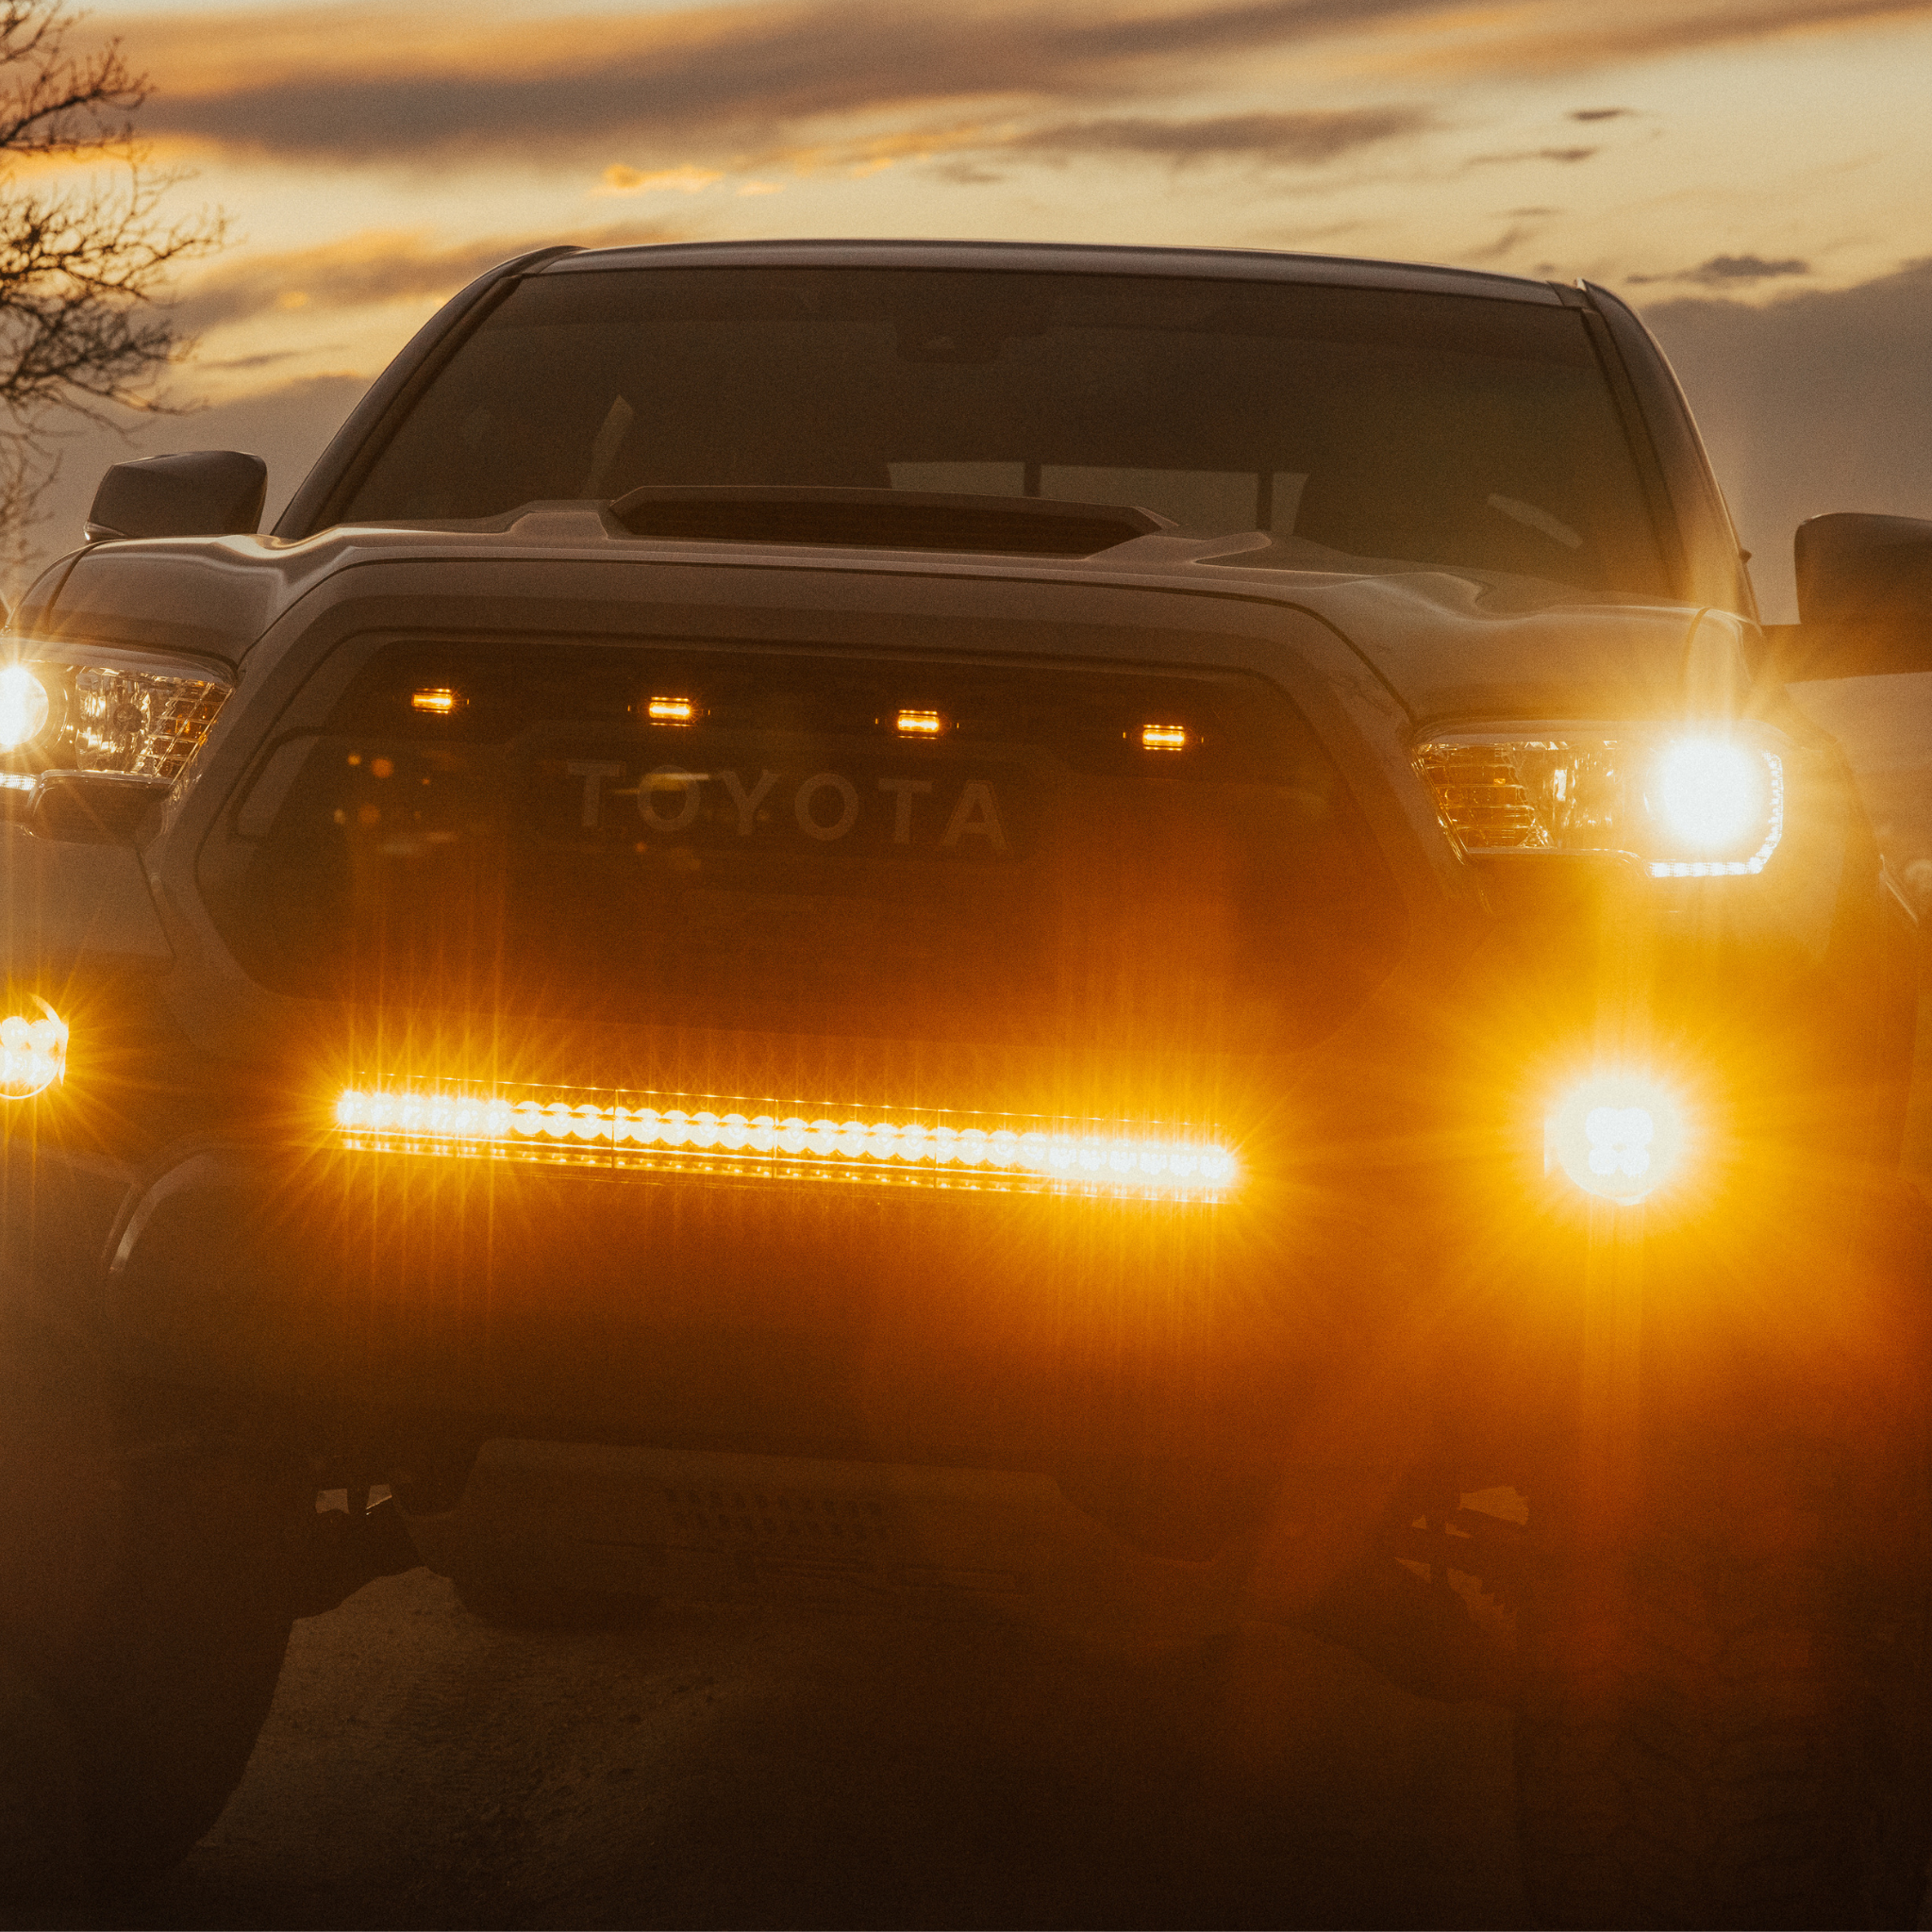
1412;726;1786;878
0;641;232;791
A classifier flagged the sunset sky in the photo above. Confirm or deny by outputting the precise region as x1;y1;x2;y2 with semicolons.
20;0;1932;613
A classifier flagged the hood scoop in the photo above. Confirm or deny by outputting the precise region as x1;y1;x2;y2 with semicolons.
608;485;1170;558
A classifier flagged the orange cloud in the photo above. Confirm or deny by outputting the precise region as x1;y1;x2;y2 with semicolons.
1355;0;1932;75
997;108;1432;165
598;164;724;195
88;0;1932;176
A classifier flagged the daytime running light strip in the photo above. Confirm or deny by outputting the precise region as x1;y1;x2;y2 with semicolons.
334;1089;1239;1198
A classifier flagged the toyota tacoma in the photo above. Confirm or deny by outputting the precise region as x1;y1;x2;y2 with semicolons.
2;239;1928;1926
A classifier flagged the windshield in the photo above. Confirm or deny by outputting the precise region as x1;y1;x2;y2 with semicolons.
342;265;1671;595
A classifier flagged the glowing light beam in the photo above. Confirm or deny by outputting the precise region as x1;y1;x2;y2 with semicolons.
334;1085;1239;1200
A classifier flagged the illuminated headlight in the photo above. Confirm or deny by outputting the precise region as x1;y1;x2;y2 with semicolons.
1414;726;1784;877
335;1084;1240;1201
0;666;51;751
1546;1074;1687;1205
0;641;231;785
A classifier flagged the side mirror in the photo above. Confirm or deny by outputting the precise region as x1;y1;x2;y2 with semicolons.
1767;511;1932;679
85;450;267;543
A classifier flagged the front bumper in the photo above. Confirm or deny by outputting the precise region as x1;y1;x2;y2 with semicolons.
25;832;1909;1449
97;1133;1339;1467
4;854;1914;1643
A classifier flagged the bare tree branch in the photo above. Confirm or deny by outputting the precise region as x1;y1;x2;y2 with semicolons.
0;0;225;549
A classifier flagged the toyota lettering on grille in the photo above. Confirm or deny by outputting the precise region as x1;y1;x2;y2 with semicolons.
562;761;1012;853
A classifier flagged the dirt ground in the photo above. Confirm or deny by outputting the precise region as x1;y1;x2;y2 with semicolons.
112;1575;1527;1930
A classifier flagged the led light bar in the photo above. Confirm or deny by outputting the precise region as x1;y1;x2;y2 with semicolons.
894;708;943;737
647;695;698;724
411;687;465;716
334;1085;1239;1200
1140;724;1188;752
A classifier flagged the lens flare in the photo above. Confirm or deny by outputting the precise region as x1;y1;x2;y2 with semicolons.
1647;740;1783;877
0;1002;67;1099
1654;738;1758;849
1547;1074;1687;1206
0;666;50;752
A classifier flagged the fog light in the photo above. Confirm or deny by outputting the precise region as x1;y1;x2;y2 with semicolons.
0;1002;67;1100
1547;1074;1686;1205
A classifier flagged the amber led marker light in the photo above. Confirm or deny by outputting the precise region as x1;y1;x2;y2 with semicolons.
647;695;698;725
1141;724;1188;752
410;687;465;716
894;708;944;738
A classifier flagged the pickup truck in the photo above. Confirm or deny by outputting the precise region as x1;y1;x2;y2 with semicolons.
2;238;1928;1927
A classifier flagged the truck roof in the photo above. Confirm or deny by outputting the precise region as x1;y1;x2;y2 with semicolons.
539;237;1566;307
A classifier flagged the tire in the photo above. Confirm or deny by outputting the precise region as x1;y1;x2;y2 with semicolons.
0;1312;300;1902
1514;1444;1924;1924
77;1451;298;1894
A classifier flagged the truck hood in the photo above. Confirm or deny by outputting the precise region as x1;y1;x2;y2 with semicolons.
17;516;1775;732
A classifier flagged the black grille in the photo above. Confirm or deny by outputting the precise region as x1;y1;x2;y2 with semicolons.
608;485;1164;557
206;644;1405;1057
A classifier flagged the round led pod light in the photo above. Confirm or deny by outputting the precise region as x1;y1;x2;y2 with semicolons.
1546;1073;1688;1207
0;664;51;753
0;998;67;1100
